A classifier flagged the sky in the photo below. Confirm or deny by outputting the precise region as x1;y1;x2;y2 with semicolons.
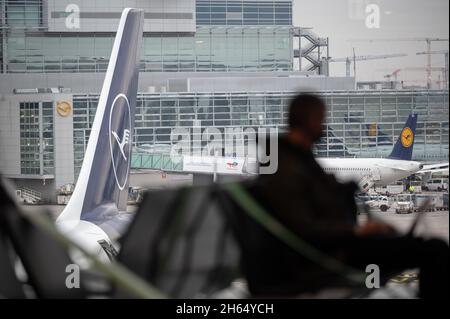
293;0;449;87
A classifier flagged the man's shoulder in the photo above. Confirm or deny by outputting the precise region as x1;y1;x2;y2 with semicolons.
277;149;317;177
257;156;315;189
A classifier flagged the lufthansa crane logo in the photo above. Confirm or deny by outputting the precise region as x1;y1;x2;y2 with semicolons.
56;101;72;117
401;127;414;148
368;124;377;137
112;130;130;161
109;94;131;191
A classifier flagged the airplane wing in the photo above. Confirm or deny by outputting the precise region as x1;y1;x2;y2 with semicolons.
375;163;414;172
417;162;449;174
417;168;449;174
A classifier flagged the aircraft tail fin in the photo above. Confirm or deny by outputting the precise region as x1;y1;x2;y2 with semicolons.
387;114;418;160
57;9;144;223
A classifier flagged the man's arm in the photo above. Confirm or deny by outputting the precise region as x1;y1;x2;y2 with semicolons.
261;175;395;244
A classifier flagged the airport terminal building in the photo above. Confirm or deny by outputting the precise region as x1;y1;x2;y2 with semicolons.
0;0;448;202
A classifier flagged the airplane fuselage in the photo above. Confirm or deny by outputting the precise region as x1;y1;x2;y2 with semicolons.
57;220;112;266
317;158;423;186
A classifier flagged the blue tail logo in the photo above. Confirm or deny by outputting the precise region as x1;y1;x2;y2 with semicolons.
388;114;418;160
400;127;414;148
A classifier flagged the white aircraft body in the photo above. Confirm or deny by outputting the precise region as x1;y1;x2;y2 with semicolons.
317;157;423;192
317;114;423;192
168;114;425;192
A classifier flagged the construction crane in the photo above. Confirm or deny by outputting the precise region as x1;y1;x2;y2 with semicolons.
404;67;447;89
350;38;449;88
383;69;402;89
384;68;401;82
416;50;449;89
379;67;447;89
328;52;407;78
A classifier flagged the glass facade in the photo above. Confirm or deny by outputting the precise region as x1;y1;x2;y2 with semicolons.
0;31;3;73
1;0;294;73
72;97;96;177
72;90;449;178
4;26;293;73
19;101;54;175
4;0;43;26
2;0;292;28
196;1;292;26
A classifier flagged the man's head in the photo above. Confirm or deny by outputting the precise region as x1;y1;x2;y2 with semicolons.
288;94;326;148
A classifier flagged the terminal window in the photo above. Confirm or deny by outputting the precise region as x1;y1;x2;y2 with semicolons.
19;101;54;175
196;1;292;26
5;0;42;26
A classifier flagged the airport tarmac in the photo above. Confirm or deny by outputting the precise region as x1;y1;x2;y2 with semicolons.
359;209;449;242
22;204;448;242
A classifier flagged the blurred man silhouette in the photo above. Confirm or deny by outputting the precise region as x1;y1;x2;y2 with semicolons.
254;93;448;298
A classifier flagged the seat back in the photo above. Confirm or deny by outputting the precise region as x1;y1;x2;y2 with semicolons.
0;177;85;299
116;186;240;298
0;230;26;298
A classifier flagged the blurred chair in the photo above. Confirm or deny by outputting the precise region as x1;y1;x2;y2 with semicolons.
115;186;241;298
0;176;86;299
